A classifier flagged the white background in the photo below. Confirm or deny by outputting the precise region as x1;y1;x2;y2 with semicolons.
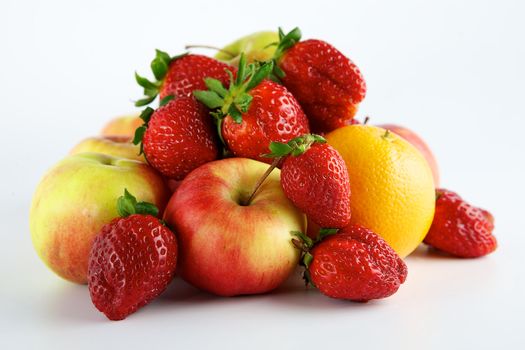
1;0;524;349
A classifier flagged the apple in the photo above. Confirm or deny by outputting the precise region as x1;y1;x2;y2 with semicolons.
379;124;440;186
215;31;279;66
163;158;305;296
70;135;145;162
101;114;142;138
29;153;170;284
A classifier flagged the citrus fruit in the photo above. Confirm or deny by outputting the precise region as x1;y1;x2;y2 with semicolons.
325;125;435;257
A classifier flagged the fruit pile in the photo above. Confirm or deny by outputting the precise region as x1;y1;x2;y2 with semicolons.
29;28;497;321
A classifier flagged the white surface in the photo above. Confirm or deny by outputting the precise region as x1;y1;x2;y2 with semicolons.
1;0;524;349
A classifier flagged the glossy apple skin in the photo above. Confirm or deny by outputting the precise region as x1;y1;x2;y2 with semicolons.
379;124;440;186
70;136;145;162
101;114;142;138
29;153;170;284
215;31;279;66
164;158;305;296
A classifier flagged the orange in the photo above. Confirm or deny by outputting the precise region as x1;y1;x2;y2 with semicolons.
326;125;435;257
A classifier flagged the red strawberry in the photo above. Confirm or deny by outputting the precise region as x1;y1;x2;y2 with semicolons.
267;135;351;228
133;97;219;180
135;51;234;107
194;54;310;163
424;189;497;258
88;190;177;321
272;28;366;133
293;225;407;302
345;118;362;126
480;208;495;224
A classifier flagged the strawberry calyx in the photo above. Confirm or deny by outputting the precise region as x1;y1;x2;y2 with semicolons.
193;53;273;127
291;228;339;286
269;27;302;79
131;107;153;155
263;133;326;158
117;189;159;218
134;50;188;107
291;228;339;254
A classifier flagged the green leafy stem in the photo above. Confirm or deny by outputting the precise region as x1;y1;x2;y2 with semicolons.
134;50;187;107
117;189;159;218
193;52;274;126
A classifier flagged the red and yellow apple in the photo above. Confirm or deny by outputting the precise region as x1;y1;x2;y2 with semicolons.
164;158;305;296
101;114;142;138
379;124;440;186
70;135;145;162
29;153;170;284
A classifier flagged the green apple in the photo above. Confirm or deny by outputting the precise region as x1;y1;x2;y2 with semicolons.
215;31;279;66
29;153;170;284
70;136;145;162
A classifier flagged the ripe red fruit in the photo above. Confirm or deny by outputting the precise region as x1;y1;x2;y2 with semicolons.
194;54;309;163
160;54;234;101
135;51;234;107
272;28;366;133
480;208;495;224
424;189;497;258
344;118;363;126
300;225;407;302
88;190;178;321
272;136;350;228
222;80;310;162
133;97;219;180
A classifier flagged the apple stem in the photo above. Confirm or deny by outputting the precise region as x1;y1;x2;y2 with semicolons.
364;116;370;125
244;157;282;206
184;45;236;58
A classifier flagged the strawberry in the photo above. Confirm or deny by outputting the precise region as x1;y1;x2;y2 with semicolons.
424;189;497;258
135;51;234;107
271;28;367;133
480;208;495;224
293;225;407;302
345;118;362;126
311;117;364;137
133;97;219;180
88;190;177;321
265;134;351;228
194;54;310;163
